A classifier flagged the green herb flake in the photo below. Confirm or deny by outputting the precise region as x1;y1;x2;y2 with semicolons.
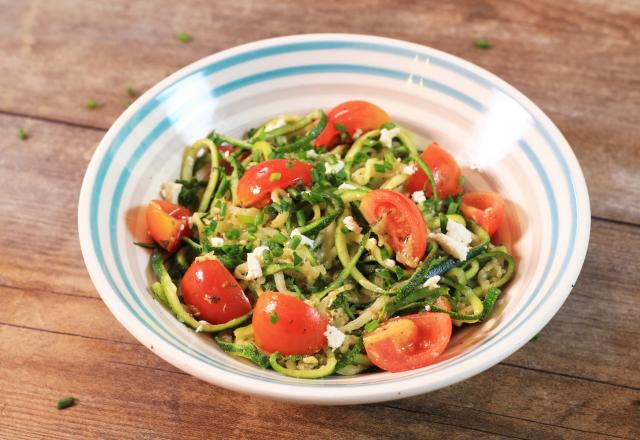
289;235;301;250
176;32;192;43
225;229;240;240
530;334;540;342
269;311;279;324
269;172;282;182
57;396;75;410
285;160;294;169
86;99;100;110
364;319;380;333
334;122;347;132
293;252;303;266
458;175;465;186
18;127;28;141
127;86;138;98
475;39;491;49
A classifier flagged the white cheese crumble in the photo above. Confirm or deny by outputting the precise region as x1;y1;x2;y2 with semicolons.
324;325;346;350
342;216;362;233
245;252;263;280
324;160;345;174
383;259;396;268
424;305;431;312
264;117;286;132
411;190;427;204
306;149;318;158
250;185;261;195
290;229;315;247
379;127;401;148
422;275;441;289
251;245;270;262
403;163;417;175
195;320;208;333
209;237;224;247
446;220;474;244
429;221;473;261
160;181;182;204
352;128;363;139
338;183;357;190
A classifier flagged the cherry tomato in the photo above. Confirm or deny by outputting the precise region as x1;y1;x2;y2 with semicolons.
252;291;328;355
179;260;251;324
315;101;390;150
237;159;313;208
363;312;452;372
460;192;505;237
146;199;191;253
404;143;463;198
360;189;427;267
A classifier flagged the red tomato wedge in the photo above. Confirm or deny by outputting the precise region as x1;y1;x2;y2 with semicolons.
237;159;313;207
146;199;191;253
461;192;505;237
252;291;328;355
179;260;251;324
404;143;463;198
360;189;427;267
315;100;390;150
363;312;452;372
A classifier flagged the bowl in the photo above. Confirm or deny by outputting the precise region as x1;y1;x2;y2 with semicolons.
78;34;590;404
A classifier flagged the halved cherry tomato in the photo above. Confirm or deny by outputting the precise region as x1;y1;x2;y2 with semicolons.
146;199;191;253
404;143;463;198
363;312;452;372
252;291;328;355
460;192;505;237
360;189;427;267
237;159;313;208
315;101;390;150
179;259;251;324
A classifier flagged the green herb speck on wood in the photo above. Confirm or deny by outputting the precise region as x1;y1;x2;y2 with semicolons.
18;128;28;141
127;86;137;98
86;99;100;110
176;32;192;43
475;39;491;49
57;396;75;410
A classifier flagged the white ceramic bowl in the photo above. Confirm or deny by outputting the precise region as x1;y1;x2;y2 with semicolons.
78;34;590;404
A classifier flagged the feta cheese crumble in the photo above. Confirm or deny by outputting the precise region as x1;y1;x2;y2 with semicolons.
403;163;417;175
422;275;441;289
324;160;345;174
324;325;346;350
429;220;473;261
338;183;357;190
245;252;263;280
209;237;224;247
342;216;362;233
352;128;363;139
411;190;427;204
306;149;318;158
160;181;182;204
379;127;401;148
290;229;315;247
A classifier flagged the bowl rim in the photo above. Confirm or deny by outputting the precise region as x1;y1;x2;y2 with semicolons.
78;33;591;404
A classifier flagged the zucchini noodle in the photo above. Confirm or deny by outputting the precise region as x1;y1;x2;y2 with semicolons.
141;107;516;379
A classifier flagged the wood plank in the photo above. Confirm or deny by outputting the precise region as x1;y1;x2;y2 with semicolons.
2;324;637;440
0;0;638;222
0;217;639;438
0;325;503;440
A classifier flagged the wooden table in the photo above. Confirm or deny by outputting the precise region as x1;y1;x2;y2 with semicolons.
1;1;639;438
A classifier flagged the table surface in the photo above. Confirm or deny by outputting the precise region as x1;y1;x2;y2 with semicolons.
1;1;639;439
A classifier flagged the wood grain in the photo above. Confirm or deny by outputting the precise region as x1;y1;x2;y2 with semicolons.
1;0;640;438
0;0;639;223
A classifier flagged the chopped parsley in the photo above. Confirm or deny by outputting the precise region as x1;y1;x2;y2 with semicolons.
57;396;75;410
269;172;282;182
86;99;100;110
18;128;28;141
269;311;279;324
474;39;491;49
176;32;192;43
